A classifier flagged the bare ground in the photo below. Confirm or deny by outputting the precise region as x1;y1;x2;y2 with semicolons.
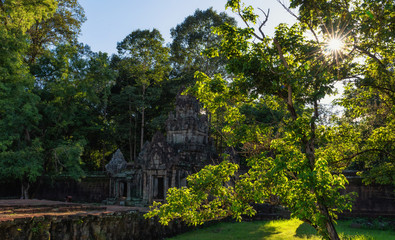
0;199;146;222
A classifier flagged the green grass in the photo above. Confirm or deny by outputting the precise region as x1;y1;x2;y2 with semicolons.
168;218;395;240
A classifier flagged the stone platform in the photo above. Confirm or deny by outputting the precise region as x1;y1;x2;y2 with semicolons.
0;199;187;240
0;199;143;222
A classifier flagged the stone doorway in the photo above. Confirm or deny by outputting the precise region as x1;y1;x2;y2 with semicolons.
153;177;164;200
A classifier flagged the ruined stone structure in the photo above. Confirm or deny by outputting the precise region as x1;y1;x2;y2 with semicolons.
0;200;190;240
106;93;215;206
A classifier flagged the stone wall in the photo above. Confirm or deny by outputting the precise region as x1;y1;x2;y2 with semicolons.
0;181;19;199
340;176;395;217
0;210;189;240
0;175;110;203
33;175;110;203
1;174;393;217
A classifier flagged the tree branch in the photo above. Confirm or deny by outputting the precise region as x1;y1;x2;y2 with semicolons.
257;8;269;39
276;0;298;19
277;0;322;44
235;3;270;41
355;46;385;68
237;3;251;28
335;148;394;164
273;37;296;120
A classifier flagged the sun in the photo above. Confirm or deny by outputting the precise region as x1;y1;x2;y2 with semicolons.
326;37;344;53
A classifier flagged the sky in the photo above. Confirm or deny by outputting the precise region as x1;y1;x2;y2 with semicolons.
78;0;296;55
77;0;342;106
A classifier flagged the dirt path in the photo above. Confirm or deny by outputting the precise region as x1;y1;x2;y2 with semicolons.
0;199;147;222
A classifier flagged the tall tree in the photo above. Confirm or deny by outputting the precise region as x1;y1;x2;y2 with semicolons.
80;50;117;171
109;66;140;163
34;44;116;175
115;29;170;156
26;0;86;64
170;8;236;85
0;0;57;199
0;0;57;33
146;1;394;239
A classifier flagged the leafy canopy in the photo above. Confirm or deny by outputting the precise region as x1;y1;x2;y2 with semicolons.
146;1;394;240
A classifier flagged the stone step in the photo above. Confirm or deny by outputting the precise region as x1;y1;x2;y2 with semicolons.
0;205;106;215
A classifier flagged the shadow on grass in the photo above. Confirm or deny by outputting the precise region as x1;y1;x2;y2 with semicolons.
209;221;280;239
250;225;279;238
295;222;317;239
169;221;281;240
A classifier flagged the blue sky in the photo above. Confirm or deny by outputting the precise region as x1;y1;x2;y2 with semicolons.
78;0;296;55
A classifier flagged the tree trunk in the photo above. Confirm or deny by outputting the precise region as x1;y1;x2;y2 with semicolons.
102;143;106;171
326;220;340;240
275;37;339;239
25;129;31;142
141;106;145;149
128;95;133;162
134;113;137;163
309;98;340;240
102;103;108;170
319;203;341;240
140;85;146;150
20;181;30;199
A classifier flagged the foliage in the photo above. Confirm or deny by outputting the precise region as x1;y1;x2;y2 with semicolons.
288;0;395;188
26;0;86;63
170;8;236;85
117;29;169;88
146;0;394;239
0;0;57;33
111;29;170;161
33;44;116;174
147;160;255;225
333;0;395;186
0;0;115;197
0;140;43;184
0;0;57;198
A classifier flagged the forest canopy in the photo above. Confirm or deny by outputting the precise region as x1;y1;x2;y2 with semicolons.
0;1;236;198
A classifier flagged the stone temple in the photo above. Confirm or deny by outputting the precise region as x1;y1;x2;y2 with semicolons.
105;92;216;206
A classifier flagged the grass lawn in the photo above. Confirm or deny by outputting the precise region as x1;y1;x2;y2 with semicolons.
168;218;395;240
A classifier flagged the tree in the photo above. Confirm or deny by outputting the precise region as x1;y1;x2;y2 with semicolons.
80;50;117;171
170;8;236;86
1;0;116;196
0;0;57;33
109;69;141;162
332;0;395;186
145;1;394;239
0;0;57;199
33;44;116;175
26;0;86;63
114;29;170;159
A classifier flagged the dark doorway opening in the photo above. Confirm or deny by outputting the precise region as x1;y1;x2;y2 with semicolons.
156;177;164;199
121;182;127;197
